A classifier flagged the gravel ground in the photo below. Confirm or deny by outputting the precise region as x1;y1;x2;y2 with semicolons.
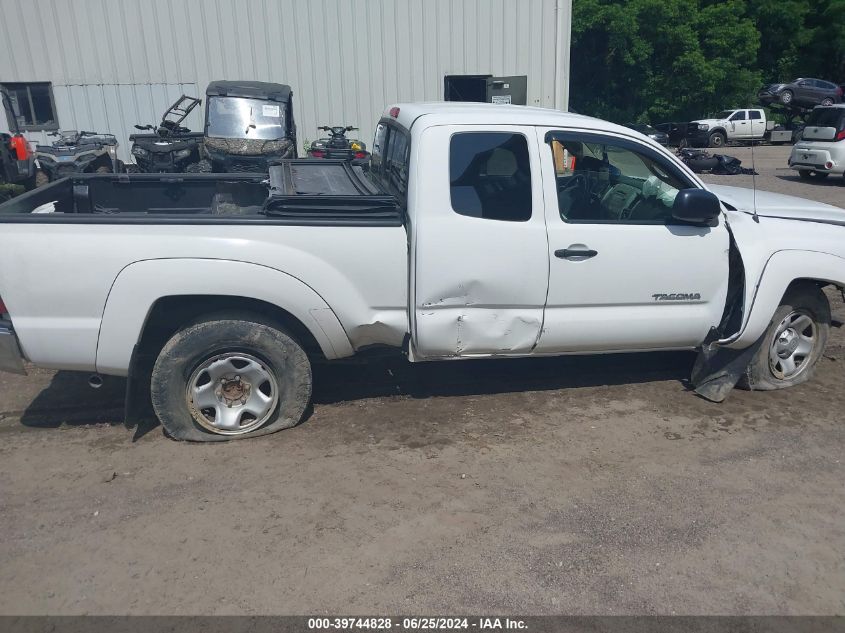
0;145;843;616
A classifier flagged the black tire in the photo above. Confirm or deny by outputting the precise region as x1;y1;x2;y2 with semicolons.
798;170;813;180
779;90;793;105
708;131;726;148
95;165;111;174
34;169;50;187
821;98;834;107
738;284;830;391
150;319;312;441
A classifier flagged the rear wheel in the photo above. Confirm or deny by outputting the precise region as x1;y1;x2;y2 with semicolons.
738;285;830;391
821;98;834;106
34;170;50;187
150;318;312;441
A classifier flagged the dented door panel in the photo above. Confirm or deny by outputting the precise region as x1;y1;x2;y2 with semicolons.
411;125;549;358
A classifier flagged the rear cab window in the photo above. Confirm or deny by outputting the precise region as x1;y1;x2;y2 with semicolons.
449;132;532;222
369;120;411;208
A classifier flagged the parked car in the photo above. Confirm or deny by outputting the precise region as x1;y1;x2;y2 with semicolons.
758;78;843;108
687;108;775;148
189;80;297;173
788;104;845;180
625;124;669;146
34;131;122;185
1;103;844;441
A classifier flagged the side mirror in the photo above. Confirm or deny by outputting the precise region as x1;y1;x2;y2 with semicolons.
672;189;721;226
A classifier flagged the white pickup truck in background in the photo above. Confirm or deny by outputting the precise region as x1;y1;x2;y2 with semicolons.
1;103;844;441
688;108;776;148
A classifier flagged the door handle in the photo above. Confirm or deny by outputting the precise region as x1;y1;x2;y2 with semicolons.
555;248;598;260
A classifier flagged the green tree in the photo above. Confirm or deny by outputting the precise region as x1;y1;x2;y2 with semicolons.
570;0;764;123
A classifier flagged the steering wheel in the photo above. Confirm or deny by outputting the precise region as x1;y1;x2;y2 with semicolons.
558;172;587;194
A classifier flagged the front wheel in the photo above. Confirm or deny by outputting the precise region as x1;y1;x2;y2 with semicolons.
708;131;726;148
739;285;830;391
150;318;312;441
780;90;793;105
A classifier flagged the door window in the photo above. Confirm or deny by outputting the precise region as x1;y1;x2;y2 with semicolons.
548;136;689;224
729;111;746;121
749;110;762;120
449;132;531;221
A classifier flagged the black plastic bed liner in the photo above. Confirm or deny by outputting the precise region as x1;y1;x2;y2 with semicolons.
264;160;402;226
0;160;404;227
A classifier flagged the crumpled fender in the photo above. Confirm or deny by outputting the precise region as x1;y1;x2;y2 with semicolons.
96;258;354;375
722;249;845;350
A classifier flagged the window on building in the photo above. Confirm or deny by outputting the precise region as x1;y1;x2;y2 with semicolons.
449;132;532;222
1;82;58;131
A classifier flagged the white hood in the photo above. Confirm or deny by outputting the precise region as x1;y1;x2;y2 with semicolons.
690;118;725;127
709;184;845;225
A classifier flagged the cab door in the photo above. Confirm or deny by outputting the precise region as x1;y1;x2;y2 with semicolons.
411;125;549;358
729;110;750;138
534;128;730;353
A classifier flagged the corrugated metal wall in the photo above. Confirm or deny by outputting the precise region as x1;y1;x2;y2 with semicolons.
0;0;570;162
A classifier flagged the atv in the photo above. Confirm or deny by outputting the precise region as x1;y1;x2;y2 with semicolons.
34;130;122;185
129;95;203;173
0;87;37;202
189;80;297;173
308;125;370;163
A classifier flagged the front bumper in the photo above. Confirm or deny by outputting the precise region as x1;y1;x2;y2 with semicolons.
686;128;712;147
0;323;26;375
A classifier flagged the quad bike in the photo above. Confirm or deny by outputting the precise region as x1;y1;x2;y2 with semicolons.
189;80;297;173
34;130;122;185
0;87;37;201
129;95;203;173
308;125;370;163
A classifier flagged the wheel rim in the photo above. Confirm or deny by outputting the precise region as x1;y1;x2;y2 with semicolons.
712;135;723;147
822;99;833;106
782;92;792;104
186;352;279;435
769;310;817;380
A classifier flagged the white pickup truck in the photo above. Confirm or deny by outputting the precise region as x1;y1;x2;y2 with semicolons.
1;103;844;441
688;108;775;148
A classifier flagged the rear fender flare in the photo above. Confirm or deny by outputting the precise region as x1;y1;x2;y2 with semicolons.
96;258;354;375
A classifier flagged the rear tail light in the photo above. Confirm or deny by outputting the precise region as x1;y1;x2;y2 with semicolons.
0;297;7;316
825;161;834;169
9;135;30;160
835;129;845;141
354;151;367;159
310;150;325;158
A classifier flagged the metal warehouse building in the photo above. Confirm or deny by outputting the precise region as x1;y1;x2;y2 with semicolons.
0;0;572;162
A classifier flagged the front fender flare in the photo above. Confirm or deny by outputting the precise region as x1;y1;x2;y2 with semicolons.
724;249;845;350
96;258;354;375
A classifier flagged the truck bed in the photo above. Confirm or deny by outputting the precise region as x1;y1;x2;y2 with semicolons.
0;160;403;227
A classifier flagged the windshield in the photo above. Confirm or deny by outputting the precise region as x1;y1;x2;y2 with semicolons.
206;96;286;140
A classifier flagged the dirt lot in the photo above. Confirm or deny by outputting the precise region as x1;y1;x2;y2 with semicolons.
1;145;844;616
